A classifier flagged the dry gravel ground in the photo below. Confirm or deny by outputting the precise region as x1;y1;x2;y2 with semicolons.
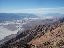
28;22;64;48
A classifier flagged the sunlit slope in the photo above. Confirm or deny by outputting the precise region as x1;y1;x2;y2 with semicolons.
29;22;64;48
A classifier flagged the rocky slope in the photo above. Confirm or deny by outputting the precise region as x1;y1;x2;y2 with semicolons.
0;17;64;48
28;21;64;48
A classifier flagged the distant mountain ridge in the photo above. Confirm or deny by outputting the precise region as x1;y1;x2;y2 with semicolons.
0;13;37;22
0;13;64;22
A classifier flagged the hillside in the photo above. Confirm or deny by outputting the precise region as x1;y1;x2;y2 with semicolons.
28;21;64;48
0;17;64;48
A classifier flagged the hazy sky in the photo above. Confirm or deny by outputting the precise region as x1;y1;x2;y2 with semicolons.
0;0;64;13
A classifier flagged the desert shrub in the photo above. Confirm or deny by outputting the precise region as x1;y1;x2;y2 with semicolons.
43;41;50;46
56;40;64;48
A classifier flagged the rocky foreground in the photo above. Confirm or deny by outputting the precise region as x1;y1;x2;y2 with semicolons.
0;18;64;48
28;20;64;48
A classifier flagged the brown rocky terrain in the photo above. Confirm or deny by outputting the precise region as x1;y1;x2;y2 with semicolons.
0;18;64;48
28;22;64;48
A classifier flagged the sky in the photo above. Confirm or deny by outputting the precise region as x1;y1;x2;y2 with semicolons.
0;0;64;14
